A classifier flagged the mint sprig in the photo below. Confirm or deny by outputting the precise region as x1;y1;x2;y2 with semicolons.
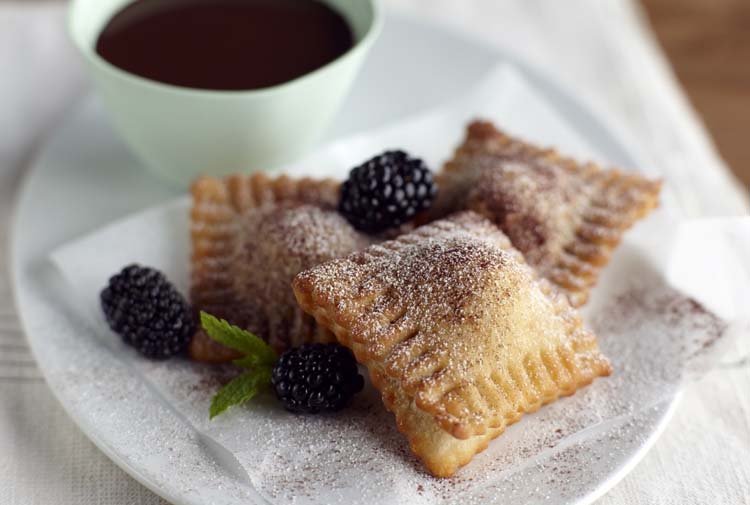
200;311;278;419
200;312;277;366
209;368;271;419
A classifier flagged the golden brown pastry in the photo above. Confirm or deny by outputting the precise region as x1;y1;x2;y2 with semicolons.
293;211;611;477
433;121;662;306
189;173;371;362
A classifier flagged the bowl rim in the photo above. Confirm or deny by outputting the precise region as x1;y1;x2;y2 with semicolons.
67;0;382;99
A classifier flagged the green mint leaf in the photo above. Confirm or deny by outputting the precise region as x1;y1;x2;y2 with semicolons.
209;368;272;419
232;354;265;369
200;311;277;366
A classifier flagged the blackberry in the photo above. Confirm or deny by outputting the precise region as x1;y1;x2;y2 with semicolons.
100;264;194;360
271;343;364;414
338;150;437;233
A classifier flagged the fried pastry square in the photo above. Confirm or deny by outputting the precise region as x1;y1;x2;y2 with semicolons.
293;211;611;477
433;121;662;306
190;173;370;362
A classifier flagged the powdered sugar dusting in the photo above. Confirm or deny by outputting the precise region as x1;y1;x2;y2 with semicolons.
195;203;370;352
434;121;662;307
294;211;611;453
46;198;739;504
102;227;730;504
243;204;370;263
201;277;730;504
297;210;524;333
47;195;741;504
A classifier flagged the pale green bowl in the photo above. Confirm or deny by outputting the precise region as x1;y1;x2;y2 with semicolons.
69;0;381;186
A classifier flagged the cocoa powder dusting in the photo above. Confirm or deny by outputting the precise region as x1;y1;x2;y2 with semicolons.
433;120;662;308
135;260;736;505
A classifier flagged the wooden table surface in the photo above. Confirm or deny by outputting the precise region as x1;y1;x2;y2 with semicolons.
642;0;750;187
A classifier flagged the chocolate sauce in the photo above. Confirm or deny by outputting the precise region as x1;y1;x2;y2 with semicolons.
95;0;354;90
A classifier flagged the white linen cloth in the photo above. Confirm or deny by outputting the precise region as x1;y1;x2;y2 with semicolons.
0;1;747;504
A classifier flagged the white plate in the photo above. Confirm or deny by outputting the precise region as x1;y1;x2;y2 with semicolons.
12;11;678;505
